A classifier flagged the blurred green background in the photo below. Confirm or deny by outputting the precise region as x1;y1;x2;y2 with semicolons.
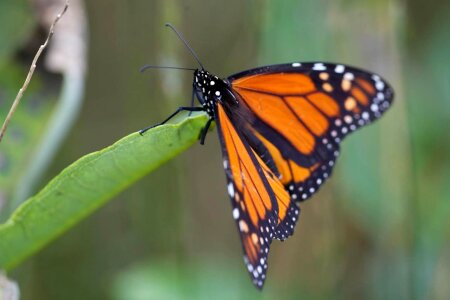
1;0;450;299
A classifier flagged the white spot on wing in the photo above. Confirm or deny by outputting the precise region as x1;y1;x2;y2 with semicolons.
247;264;253;272
371;104;379;112
313;63;326;71
372;74;381;81
344;72;355;80
228;182;235;197
232;208;239;219
292;62;301;67
335;65;345;73
376;81;385;90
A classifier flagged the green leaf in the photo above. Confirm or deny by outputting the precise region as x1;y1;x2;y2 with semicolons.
0;113;208;271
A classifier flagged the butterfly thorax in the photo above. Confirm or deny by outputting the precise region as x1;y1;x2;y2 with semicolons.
193;69;230;118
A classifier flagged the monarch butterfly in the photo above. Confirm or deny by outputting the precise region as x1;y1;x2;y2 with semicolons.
140;24;394;289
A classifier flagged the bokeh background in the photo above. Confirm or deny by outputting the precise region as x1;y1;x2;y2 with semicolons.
1;0;449;299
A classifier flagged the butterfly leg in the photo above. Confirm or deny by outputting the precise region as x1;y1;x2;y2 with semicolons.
139;106;204;135
188;88;196;117
199;118;213;145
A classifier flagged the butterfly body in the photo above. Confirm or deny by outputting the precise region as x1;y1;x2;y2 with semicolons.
193;69;225;118
143;61;394;289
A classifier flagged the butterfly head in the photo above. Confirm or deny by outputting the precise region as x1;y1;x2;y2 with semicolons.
193;69;226;118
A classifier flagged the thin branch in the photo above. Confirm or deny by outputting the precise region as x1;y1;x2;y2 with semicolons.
0;1;69;143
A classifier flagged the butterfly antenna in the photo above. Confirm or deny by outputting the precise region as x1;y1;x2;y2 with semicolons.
165;23;204;70
140;65;196;72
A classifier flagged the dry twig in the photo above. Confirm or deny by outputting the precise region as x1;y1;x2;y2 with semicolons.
0;1;69;143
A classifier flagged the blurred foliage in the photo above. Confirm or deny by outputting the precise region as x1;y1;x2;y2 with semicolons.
0;0;62;219
404;4;450;299
0;0;448;299
0;113;207;271
111;260;265;300
0;0;33;66
0;62;57;215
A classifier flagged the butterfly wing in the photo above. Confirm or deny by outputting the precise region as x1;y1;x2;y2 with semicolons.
215;103;300;289
227;62;394;204
214;62;393;289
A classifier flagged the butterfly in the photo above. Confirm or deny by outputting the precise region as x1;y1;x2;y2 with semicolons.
139;24;394;289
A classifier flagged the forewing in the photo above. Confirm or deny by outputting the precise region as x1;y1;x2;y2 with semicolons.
216;103;300;289
228;62;394;203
